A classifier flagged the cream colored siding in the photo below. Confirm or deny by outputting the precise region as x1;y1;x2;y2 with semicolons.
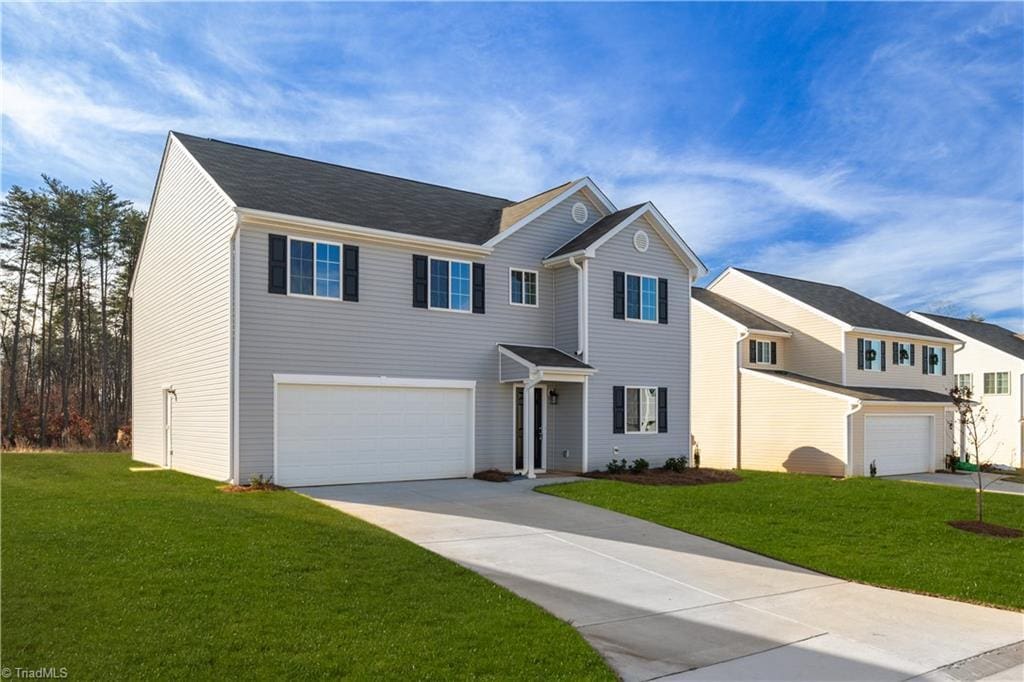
740;334;786;370
131;137;235;480
850;404;950;475
690;302;740;469
739;372;850;476
844;333;955;392
712;271;844;383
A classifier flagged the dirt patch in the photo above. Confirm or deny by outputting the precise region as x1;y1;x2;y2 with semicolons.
583;467;741;486
218;483;284;493
473;469;514;483
947;520;1023;538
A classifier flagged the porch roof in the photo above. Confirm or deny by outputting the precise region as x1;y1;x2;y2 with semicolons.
497;344;596;383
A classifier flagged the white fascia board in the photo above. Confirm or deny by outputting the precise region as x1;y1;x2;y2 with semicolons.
740;367;860;404
497;345;537;373
849;325;961;347
859;400;950;407
483;177;617;249
750;328;793;338
273;374;477;390
711;268;853;331
238;208;492;258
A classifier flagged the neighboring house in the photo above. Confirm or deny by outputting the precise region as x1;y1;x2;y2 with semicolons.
691;268;959;477
131;132;706;486
908;312;1024;468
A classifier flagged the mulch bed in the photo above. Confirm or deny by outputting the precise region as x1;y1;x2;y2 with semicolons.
474;469;514;483
582;467;741;486
947;520;1023;538
218;483;285;493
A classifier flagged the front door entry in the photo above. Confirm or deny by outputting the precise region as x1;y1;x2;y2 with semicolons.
514;386;545;471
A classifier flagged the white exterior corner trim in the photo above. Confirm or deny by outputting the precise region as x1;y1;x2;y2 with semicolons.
484;177;617;249
739;367;860;404
709;268;854;331
230;225;241;484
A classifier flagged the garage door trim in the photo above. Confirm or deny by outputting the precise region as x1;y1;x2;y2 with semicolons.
272;374;476;484
862;413;935;476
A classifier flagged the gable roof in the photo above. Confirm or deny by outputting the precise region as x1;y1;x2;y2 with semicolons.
498;344;594;370
546;204;645;258
731;269;956;341
173;132;514;245
691;288;787;334
912;313;1024;361
747;368;950;403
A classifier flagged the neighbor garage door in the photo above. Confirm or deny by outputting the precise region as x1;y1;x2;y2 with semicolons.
864;415;934;476
275;377;474;486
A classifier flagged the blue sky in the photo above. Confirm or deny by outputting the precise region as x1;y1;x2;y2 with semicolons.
3;2;1022;328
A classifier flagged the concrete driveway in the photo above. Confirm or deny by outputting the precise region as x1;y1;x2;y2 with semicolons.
300;478;1023;682
884;471;1024;496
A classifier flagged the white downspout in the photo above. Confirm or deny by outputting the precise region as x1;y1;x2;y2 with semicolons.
846;401;863;477
735;330;749;469
569;257;584;357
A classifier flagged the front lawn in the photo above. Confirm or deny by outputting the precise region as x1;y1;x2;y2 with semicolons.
2;453;613;679
540;471;1024;611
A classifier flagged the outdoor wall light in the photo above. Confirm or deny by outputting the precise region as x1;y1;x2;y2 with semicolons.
549;390;559;406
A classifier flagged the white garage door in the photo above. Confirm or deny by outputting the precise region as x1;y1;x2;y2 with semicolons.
275;378;474;486
864;415;934;476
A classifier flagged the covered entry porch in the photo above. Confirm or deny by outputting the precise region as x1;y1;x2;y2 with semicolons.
498;344;597;477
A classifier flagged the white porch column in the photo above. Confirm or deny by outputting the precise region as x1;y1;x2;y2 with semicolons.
582;376;590;473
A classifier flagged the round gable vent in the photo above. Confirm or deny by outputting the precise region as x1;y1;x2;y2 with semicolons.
633;229;650;253
571;202;588;224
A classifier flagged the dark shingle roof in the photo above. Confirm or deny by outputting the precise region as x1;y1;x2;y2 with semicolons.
749;369;950;403
735;269;956;341
692;288;787;334
913;313;1024;360
546;204;645;258
499;345;594;370
173;132;514;245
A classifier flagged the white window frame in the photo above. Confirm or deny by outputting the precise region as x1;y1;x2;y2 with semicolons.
753;340;775;365
286;235;343;301
895;342;913;366
924;346;945;375
862;338;883;372
624;385;659;435
625;272;658;324
983;371;1010;396
508;268;539;307
428;256;472;313
954;373;973;392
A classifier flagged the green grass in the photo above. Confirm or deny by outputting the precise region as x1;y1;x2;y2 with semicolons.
540;471;1024;611
2;453;613;680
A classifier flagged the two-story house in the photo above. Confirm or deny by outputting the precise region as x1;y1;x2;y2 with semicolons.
130;132;706;486
908;312;1023;468
692;268;959;477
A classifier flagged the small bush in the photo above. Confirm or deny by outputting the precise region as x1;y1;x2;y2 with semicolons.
663;456;688;473
629;458;650;474
606;459;628;474
248;473;277;490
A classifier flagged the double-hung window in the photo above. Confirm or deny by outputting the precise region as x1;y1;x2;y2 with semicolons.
753;340;776;365
954;373;973;391
625;387;658;434
862;339;883;371
895;342;913;366
429;258;471;312
626;274;658;322
289;238;341;299
983;372;1010;395
509;269;538;306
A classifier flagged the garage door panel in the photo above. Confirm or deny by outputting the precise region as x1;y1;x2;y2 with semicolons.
276;382;472;486
865;415;934;476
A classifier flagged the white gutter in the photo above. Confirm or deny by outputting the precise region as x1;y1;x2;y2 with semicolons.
846;401;864;477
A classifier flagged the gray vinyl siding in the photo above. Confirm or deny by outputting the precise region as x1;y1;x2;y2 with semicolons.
586;216;693;471
237;190;605;478
552;266;579;355
131;137;235;480
499;354;530;382
547;382;583;471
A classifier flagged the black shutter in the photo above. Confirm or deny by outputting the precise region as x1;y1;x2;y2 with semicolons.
880;342;886;371
657;387;668;433
770;342;777;365
922;345;929;374
612;386;625;434
412;255;428;308
268;234;287;294
657;278;668;324
910;343;915;366
941;347;947;376
857;338;864;370
472;263;485;314
342;245;359;302
749;339;757;363
613;271;625;319
892;341;898;366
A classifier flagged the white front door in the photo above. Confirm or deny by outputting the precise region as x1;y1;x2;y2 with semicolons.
275;380;474;486
864;415;934;476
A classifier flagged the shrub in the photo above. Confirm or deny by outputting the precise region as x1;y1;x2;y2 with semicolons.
248;473;277;490
606;459;628;474
629;458;650;474
663;456;688;472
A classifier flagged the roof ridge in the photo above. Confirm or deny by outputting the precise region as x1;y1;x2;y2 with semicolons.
171;131;512;203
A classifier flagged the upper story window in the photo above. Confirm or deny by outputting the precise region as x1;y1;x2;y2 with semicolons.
429;258;471;312
751;340;777;365
290;238;341;299
860;338;884;371
955;373;973;392
509;269;538;306
983;372;1010;395
626;274;658;322
894;342;914;366
921;344;946;375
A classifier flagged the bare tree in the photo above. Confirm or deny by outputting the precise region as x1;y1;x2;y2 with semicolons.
948;385;999;522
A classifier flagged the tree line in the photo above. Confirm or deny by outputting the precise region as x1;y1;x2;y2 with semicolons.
1;177;146;448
